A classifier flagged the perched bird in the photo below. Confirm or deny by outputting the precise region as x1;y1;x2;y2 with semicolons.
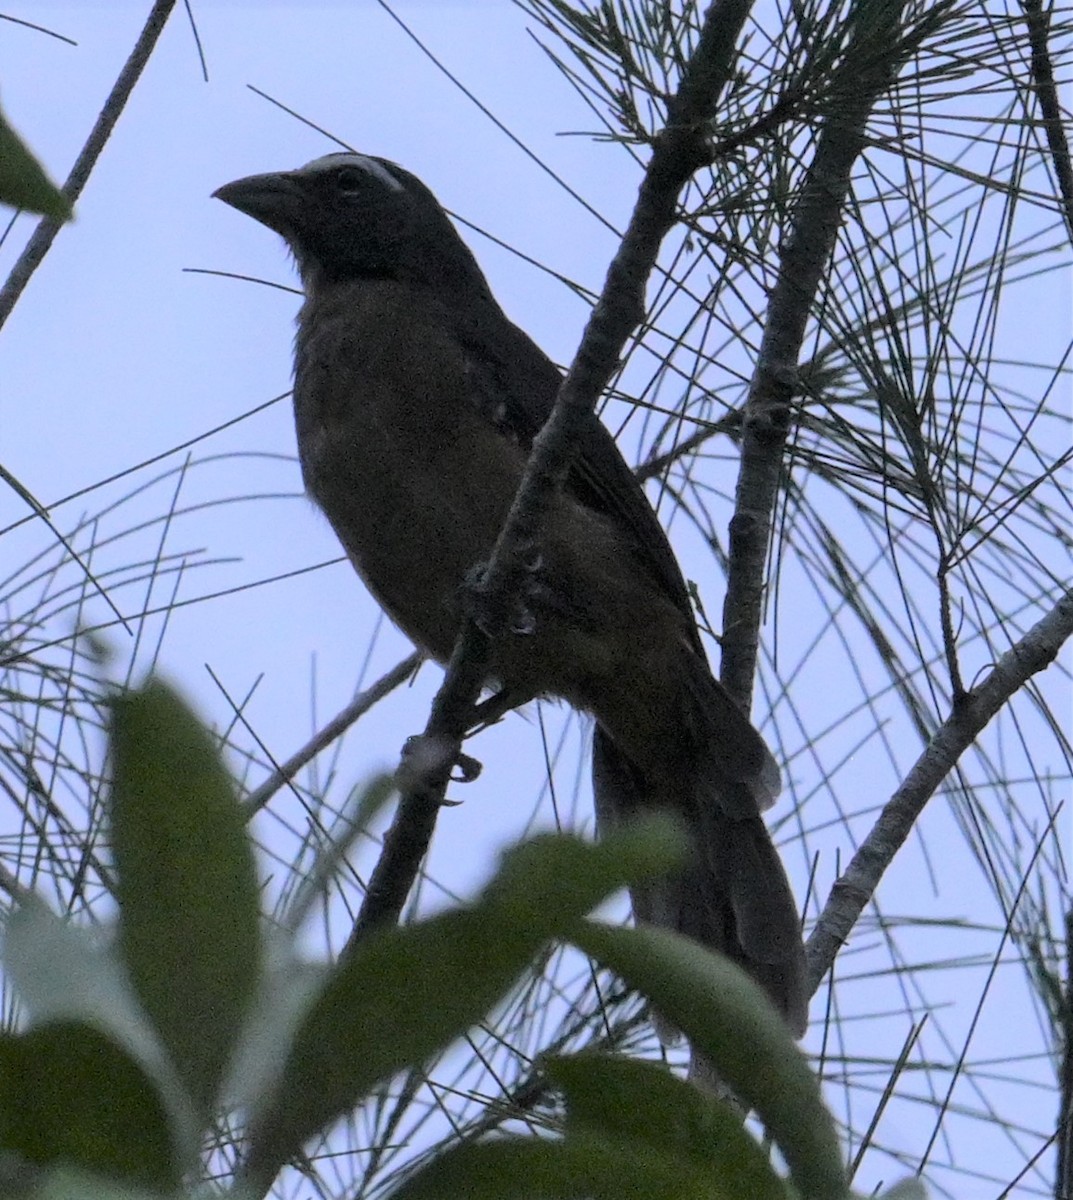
214;153;807;1037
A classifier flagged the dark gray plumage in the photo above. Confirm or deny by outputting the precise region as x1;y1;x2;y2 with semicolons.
214;152;807;1038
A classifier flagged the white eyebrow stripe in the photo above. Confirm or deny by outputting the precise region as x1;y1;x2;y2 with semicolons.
300;152;404;193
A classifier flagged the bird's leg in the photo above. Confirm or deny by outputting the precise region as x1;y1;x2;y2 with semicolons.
469;687;529;733
397;687;529;800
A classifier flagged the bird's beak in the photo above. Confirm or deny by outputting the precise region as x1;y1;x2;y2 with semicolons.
212;171;304;236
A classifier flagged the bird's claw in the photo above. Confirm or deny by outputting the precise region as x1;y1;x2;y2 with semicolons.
399;735;483;799
461;547;541;639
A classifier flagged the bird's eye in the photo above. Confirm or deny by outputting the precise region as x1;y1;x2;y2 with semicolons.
331;157;405;199
333;165;371;195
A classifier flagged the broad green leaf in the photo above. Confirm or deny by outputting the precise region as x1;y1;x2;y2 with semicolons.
3;900;197;1164
109;679;262;1119
244;818;684;1189
0;1021;177;1193
32;1165;192;1200
481;814;684;925
547;1054;790;1198
5;901;166;1070
572;922;847;1200
0;106;70;219
384;1130;721;1200
872;1180;928;1200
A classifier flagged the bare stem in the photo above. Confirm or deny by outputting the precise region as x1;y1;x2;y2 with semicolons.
806;586;1073;990
0;0;178;331
720;0;909;711
242;651;423;818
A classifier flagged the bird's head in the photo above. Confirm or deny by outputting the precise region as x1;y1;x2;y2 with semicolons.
213;152;493;299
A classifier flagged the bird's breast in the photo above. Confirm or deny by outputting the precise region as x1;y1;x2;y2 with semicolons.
292;281;529;662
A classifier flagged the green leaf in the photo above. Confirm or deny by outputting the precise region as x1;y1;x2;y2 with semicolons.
5;901;163;1065
572;922;847;1200
225;937;329;1111
482;814;684;924
109;678;262;1119
0;106;71;220
0;1021;177;1193
384;1131;721;1200
3;901;195;1161
871;1180;928;1200
29;1165;192;1200
244;817;684;1189
547;1054;790;1198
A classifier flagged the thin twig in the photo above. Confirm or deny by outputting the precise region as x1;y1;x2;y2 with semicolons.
635;409;741;484
0;0;177;330
806;585;1073;990
242;651;423;817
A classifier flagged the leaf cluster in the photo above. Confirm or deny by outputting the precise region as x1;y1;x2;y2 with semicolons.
0;679;921;1200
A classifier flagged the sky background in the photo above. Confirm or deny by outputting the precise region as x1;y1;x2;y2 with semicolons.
2;0;628;909
1;3;1068;1197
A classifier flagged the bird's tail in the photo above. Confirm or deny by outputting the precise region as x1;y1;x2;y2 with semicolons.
591;669;807;1039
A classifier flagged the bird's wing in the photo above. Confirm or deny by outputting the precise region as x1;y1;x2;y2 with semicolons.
451;297;702;645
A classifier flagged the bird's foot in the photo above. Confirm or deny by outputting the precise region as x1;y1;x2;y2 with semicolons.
398;734;481;800
460;541;543;639
469;688;525;732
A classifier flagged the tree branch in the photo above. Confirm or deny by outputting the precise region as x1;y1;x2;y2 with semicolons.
720;0;909;711
805;585;1073;991
241;651;423;818
1022;0;1073;245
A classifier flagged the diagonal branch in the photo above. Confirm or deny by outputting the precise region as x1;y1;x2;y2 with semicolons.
805;585;1073;991
0;0;177;331
241;651;423;818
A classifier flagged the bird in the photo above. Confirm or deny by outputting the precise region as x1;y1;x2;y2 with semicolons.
213;152;808;1039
